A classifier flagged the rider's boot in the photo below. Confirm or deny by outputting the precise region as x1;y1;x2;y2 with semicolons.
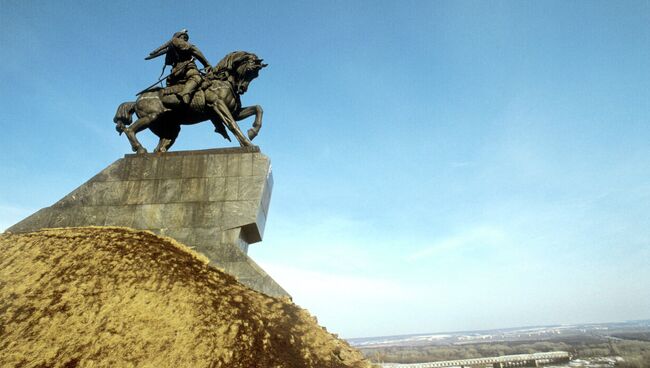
161;94;181;106
179;80;198;105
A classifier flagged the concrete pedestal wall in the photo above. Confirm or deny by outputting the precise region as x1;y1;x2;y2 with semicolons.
6;147;288;298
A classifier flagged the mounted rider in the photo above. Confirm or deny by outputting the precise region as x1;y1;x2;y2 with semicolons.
146;29;212;105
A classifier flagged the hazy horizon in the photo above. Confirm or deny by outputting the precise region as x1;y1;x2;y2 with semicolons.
349;318;650;339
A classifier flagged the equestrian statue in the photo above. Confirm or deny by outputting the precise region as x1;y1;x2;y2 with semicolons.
113;29;267;154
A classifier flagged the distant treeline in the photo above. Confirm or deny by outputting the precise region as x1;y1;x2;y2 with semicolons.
612;333;650;342
361;338;650;367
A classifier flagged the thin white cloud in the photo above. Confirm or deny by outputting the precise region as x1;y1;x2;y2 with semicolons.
263;263;417;301
408;226;508;261
258;262;424;337
450;161;473;168
260;212;379;271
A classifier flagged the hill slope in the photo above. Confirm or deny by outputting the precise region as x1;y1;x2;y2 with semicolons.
0;227;370;368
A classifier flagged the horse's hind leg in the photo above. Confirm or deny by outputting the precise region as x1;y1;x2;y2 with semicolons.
123;113;161;154
154;138;176;153
154;138;170;153
151;121;180;153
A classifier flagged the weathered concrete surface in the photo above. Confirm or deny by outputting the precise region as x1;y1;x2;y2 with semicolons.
6;146;288;298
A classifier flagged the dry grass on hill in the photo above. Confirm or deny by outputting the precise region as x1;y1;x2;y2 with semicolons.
0;227;370;368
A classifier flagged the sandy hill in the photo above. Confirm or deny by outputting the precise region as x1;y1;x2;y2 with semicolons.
0;227;370;368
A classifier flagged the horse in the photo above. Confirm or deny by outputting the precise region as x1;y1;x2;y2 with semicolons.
113;51;267;154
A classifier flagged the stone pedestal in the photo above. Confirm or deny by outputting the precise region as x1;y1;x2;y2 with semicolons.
6;147;288;298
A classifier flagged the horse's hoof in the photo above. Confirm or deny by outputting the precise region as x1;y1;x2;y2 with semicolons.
136;147;148;154
247;128;257;140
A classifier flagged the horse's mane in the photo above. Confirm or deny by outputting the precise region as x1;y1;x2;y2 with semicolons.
213;51;254;75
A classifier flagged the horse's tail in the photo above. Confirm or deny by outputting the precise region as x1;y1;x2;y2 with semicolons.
113;101;136;134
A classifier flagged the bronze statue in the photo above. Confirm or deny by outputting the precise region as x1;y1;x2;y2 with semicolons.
145;29;212;105
114;35;267;154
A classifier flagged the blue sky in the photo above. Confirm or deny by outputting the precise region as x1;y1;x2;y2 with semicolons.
1;1;649;338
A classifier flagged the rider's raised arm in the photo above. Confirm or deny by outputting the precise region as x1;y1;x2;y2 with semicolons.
191;46;211;69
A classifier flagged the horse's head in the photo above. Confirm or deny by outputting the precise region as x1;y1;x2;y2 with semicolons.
235;55;267;94
212;51;267;95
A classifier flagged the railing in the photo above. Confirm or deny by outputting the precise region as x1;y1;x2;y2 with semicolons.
380;351;571;368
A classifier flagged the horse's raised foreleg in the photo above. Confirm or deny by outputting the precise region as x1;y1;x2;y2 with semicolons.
212;101;252;147
236;105;263;141
123;113;161;154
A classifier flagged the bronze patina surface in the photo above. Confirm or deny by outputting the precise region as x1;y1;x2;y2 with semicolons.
114;30;268;154
145;29;212;104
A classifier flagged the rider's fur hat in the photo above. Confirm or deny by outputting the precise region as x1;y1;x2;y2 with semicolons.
173;29;189;39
